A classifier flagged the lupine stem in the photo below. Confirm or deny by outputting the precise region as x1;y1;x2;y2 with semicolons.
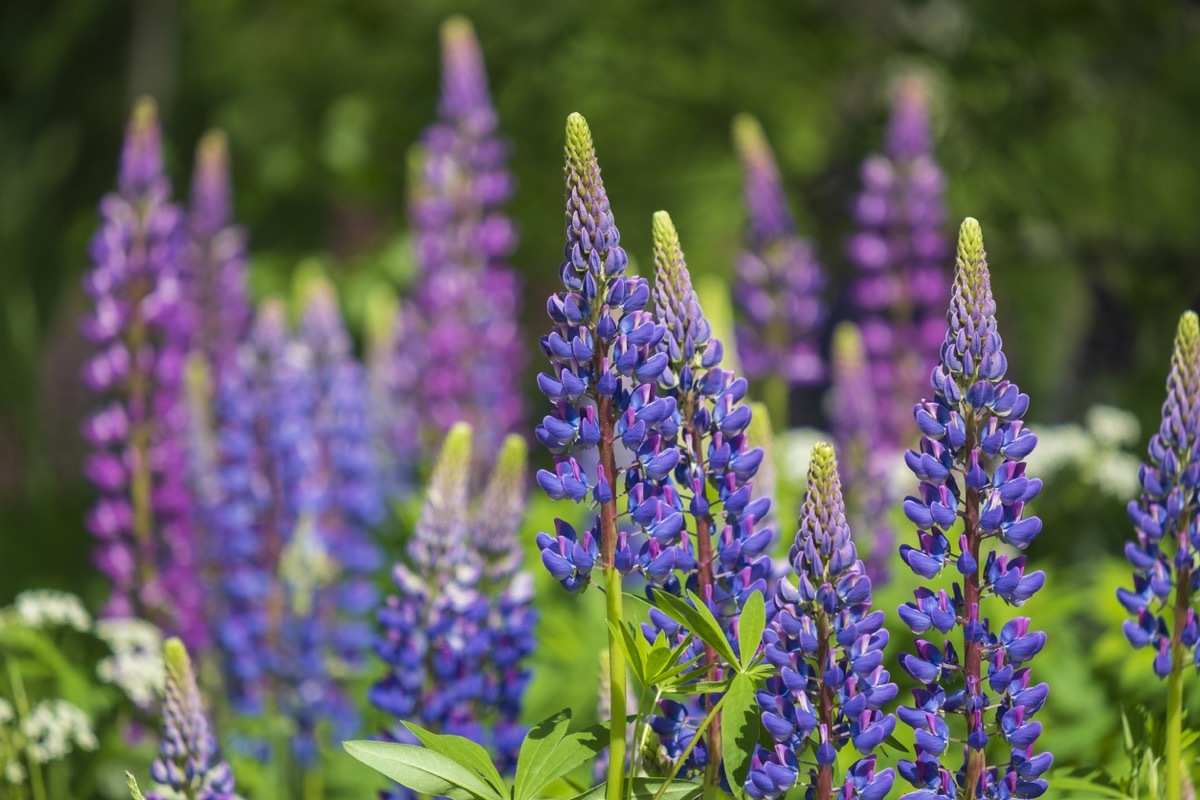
962;422;985;800
599;392;627;800
1167;545;1191;800
650;692;729;800
815;609;834;800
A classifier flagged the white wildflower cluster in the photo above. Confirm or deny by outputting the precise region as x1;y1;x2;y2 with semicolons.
96;619;165;708
0;698;24;785
11;590;92;632
1025;403;1142;500
19;700;97;764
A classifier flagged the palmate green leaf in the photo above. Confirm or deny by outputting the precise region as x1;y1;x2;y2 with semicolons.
567;779;703;800
514;709;609;800
721;672;761;799
736;591;766;671
652;590;738;669
343;740;503;800
402;721;509;799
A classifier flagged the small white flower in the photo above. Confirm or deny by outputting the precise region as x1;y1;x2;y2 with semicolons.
12;590;92;632
95;619;165;707
4;759;27;785
0;698;14;725
20;700;97;764
1086;404;1141;449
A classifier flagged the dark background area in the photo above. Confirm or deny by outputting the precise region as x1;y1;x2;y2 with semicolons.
2;0;1200;602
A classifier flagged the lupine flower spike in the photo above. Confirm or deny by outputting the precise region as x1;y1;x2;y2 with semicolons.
732;114;826;428
829;322;893;585
389;16;525;477
847;76;948;451
82;98;207;650
645;211;774;783
146;638;235;800
896;218;1050;799
746;442;896;800
371;424;535;795
1119;310;1200;799
534;113;676;800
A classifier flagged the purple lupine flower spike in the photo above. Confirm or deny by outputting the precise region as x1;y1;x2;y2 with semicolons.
1120;311;1200;673
644;211;775;781
371;425;535;790
847;76;948;452
187;130;250;372
534;113;679;592
147;638;235;800
896;218;1050;799
829;323;893;586
389;16;525;479
746;443;896;800
732;114;826;427
82;98;207;650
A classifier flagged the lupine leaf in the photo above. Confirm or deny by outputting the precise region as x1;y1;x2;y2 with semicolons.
403;721;509;798
567;779;704;800
736;591;765;671
125;772;146;800
514;710;608;800
720;672;761;798
652;590;738;668
343;740;502;800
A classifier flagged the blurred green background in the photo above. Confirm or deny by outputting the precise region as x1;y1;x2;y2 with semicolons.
3;0;1200;782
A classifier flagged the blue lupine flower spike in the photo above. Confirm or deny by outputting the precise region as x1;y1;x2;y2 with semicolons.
746;443;895;800
897;218;1050;800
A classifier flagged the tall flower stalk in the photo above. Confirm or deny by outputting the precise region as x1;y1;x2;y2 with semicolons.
747;443;896;800
534;113;679;800
145;638;235;800
847;77;948;451
829;322;893;585
82;98;206;649
1119;310;1200;800
646;211;774;791
371;424;535;793
389;16;525;476
896;218;1050;799
731;114;826;429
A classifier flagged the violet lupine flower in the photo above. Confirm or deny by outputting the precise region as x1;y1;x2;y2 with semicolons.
82;98;207;651
847;77;948;451
896;218;1050;799
187;130;250;372
829;323;893;586
1120;310;1200;677
746;442;896;800
371;424;535;787
146;638;235;800
732;114;826;424
642;211;775;781
389;16;525;478
208;301;361;765
534;113;681;593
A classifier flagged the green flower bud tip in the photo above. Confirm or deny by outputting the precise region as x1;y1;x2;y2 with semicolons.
441;14;476;50
491;433;528;485
163;636;193;686
732;112;770;166
565;112;597;182
652;210;685;283
832;322;867;369
364;282;400;348
1175;310;1200;365
198;128;228;168
955;216;988;293
132;95;158;133
807;442;839;494
436;421;474;483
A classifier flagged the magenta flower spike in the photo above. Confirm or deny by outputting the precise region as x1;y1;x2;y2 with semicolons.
82;98;207;650
388;16;526;480
847;77;949;452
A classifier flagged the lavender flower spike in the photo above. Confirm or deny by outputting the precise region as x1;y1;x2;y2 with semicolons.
732;114;826;427
187;130;250;372
390;16;525;475
147;638;235;800
746;443;895;800
645;211;775;784
828;322;893;586
1120;310;1200;798
847;76;948;451
897;218;1050;800
82;98;207;649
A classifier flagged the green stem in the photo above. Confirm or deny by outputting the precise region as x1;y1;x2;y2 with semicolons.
626;684;652;800
605;568;628;800
1167;660;1184;800
762;376;788;433
8;661;47;800
303;764;324;800
650;693;729;800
